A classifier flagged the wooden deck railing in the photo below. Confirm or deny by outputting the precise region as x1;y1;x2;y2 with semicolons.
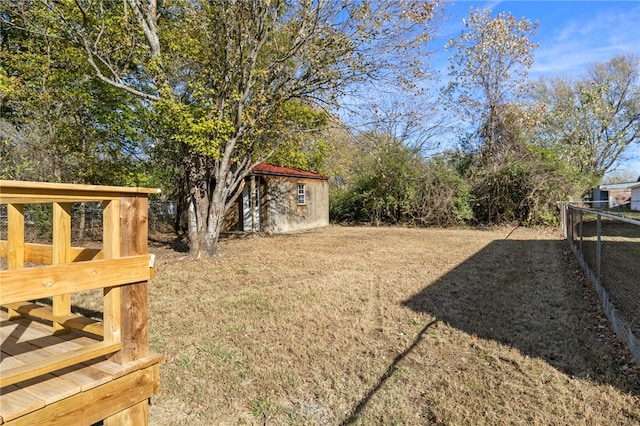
0;180;160;394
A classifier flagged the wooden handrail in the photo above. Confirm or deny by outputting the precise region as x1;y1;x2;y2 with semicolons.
1;180;159;391
0;255;152;304
0;180;160;204
0;241;103;264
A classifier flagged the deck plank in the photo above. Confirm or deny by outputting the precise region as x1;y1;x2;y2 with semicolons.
5;365;158;426
69;337;129;378
83;358;128;379
0;312;84;416
1;338;80;404
2;334;64;363
4;306;104;340
0;352;23;370
35;333;130;379
0;320;26;343
0;310;161;424
14;330;114;392
12;375;78;405
54;363;112;392
2;317;54;340
0;385;45;423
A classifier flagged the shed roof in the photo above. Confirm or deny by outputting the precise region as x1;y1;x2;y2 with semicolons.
252;163;328;180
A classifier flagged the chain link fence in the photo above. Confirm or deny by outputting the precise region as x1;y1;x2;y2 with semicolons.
0;201;176;247
561;203;640;365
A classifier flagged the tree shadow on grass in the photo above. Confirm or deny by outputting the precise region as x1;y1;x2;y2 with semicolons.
340;319;439;425
401;238;640;395
148;231;268;256
148;234;190;253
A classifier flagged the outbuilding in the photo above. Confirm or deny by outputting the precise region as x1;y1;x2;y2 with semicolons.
232;163;329;234
591;181;638;209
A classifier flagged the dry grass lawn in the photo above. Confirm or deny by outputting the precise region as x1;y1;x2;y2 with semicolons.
142;226;639;425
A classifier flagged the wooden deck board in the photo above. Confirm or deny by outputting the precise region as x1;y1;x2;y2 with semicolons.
0;385;45;423
0;350;76;415
2;336;55;364
0;353;24;374
54;363;113;392
82;356;129;380
5;364;159;426
0;316;52;342
0;321;23;343
0;310;161;424
8;323;115;392
12;374;78;406
1;303;104;337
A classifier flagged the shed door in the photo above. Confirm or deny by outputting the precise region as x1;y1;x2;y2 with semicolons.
242;176;260;231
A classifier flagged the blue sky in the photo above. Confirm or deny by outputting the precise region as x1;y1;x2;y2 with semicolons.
440;1;640;77
434;0;640;178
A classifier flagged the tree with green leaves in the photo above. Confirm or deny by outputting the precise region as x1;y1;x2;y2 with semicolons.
531;54;640;188
0;11;148;185
5;0;444;258
265;100;332;174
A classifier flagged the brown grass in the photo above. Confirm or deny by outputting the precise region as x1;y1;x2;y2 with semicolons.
138;226;638;424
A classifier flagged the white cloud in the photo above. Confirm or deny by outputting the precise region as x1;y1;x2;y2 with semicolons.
531;5;640;76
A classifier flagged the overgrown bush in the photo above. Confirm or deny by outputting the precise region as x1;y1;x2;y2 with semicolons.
329;120;585;228
330;148;472;227
468;146;581;226
409;156;472;226
330;141;420;224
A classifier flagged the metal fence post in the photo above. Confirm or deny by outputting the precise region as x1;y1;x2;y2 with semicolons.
579;209;583;254
596;212;602;283
569;206;574;246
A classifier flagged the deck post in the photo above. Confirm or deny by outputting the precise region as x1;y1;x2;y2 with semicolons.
113;194;149;363
52;202;72;334
103;199;123;351
6;203;24;319
104;194;151;426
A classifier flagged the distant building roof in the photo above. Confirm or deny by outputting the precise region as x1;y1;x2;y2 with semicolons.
252;163;328;180
599;181;640;191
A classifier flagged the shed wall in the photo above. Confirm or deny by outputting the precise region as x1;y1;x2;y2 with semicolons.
591;188;608;209
632;187;640;211
608;189;631;208
261;176;329;234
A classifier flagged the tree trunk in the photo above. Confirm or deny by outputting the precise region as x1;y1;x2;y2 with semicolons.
174;173;188;234
184;153;210;258
183;152;233;259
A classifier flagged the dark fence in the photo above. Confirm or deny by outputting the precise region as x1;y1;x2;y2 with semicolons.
0;201;176;245
561;203;640;365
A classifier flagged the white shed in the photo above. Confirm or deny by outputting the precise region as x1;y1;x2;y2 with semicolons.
631;183;640;211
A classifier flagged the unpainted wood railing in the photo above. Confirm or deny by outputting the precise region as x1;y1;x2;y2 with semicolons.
0;180;160;388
